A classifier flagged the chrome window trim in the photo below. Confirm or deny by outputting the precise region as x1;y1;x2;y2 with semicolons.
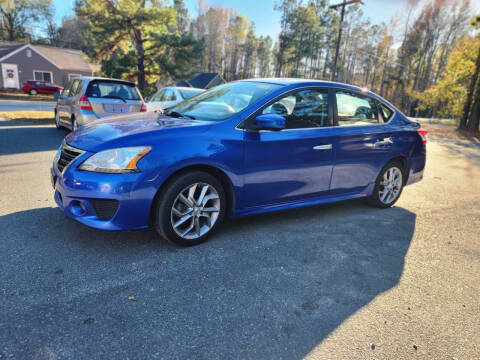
56;141;85;174
234;85;396;133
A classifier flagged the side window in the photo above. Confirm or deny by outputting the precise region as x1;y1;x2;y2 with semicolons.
69;80;80;97
62;80;73;97
151;89;165;102
164;88;176;101
336;91;379;126
378;102;393;122
262;89;329;129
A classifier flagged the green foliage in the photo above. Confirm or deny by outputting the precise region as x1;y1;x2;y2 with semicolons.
0;0;51;41
414;36;480;119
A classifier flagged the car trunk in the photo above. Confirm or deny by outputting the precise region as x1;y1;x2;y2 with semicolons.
89;98;142;118
85;79;143;118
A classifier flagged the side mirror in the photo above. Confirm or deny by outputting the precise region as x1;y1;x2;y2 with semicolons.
145;97;150;102
254;113;285;131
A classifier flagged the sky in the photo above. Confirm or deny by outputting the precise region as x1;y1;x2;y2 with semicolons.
52;0;479;41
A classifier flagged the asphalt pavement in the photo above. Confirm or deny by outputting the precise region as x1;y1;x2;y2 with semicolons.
0;121;479;359
0;99;56;112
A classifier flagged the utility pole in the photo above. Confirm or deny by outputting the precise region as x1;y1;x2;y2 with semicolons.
330;0;363;81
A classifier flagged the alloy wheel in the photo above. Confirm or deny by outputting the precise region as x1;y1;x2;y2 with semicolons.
379;166;402;204
170;182;220;240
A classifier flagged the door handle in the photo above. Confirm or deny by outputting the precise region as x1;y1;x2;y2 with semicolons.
313;144;332;150
374;138;392;147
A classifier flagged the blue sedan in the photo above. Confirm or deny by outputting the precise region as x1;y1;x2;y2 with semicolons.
51;79;427;246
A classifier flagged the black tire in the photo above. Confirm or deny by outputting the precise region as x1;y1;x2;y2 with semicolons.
154;171;226;246
71;117;77;132
367;161;405;208
54;109;62;129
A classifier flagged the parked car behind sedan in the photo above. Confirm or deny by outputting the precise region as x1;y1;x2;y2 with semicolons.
22;80;62;95
147;86;204;111
54;76;146;131
51;79;427;247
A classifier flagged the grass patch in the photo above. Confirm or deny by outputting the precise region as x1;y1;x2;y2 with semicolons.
0;110;54;123
0;91;55;102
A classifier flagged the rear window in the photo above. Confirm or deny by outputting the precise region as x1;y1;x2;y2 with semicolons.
85;81;141;101
179;88;203;99
378;102;393;122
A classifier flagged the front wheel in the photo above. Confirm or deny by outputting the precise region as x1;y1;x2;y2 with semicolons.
71;117;78;131
154;171;226;246
29;89;38;95
54;110;62;129
368;161;405;208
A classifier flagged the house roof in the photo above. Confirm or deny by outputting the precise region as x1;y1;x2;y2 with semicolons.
34;45;94;72
0;42;98;72
0;42;24;58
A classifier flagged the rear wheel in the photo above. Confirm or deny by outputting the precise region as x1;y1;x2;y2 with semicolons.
368;161;405;208
29;89;38;95
154;171;226;246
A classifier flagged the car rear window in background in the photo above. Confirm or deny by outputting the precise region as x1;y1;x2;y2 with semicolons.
86;81;141;101
179;88;203;99
336;91;379;126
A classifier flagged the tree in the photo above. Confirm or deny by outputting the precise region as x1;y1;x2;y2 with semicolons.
459;14;480;130
75;0;177;91
0;0;51;41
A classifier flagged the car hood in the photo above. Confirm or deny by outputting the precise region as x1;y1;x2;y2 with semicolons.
65;112;213;152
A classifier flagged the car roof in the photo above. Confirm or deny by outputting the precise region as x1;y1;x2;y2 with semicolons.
70;76;136;86
162;86;204;91
240;78;366;92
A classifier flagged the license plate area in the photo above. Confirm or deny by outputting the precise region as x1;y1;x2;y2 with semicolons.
104;104;130;113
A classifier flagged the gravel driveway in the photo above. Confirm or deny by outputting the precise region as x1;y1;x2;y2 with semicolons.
0;121;479;359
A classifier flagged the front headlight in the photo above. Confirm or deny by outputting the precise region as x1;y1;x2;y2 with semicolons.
79;146;151;173
53;145;62;164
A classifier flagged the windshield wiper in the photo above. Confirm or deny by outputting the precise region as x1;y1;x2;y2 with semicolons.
101;95;127;103
167;111;196;120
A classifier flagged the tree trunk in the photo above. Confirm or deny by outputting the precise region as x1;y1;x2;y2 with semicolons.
133;28;146;90
459;43;480;129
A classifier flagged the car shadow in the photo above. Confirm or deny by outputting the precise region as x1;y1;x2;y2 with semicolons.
0;122;67;155
0;199;415;359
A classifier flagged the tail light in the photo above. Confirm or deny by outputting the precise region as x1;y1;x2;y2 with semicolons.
79;94;93;111
140;100;147;112
417;128;428;144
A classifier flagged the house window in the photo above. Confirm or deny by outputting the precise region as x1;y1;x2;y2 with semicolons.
26;49;32;58
34;71;52;82
68;73;82;80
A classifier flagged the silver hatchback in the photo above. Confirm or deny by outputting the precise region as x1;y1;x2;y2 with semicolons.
54;77;146;131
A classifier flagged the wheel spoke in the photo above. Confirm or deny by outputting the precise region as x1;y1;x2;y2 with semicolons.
172;207;192;217
197;185;209;206
202;206;218;213
194;216;200;236
173;214;193;228
202;193;219;206
178;193;193;207
188;184;197;202
180;219;195;237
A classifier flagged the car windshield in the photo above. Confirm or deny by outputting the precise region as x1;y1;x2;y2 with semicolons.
85;81;141;101
166;81;282;121
179;88;204;99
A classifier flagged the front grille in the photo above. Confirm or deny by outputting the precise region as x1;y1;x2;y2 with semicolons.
90;199;119;220
57;142;83;173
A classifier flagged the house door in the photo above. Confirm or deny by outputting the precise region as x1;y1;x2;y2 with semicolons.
1;64;19;89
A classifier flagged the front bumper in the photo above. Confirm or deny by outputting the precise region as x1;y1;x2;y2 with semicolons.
51;157;155;231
